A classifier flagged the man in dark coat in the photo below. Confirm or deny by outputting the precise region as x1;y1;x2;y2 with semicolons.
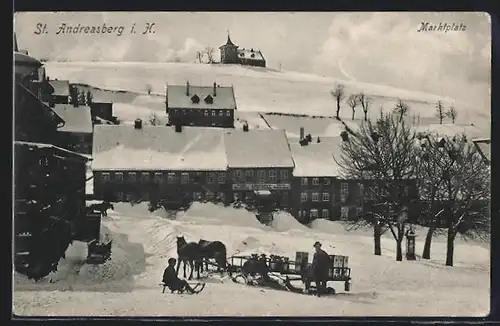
162;258;197;294
311;241;331;297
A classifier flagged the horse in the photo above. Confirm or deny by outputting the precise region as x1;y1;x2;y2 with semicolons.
88;201;114;217
198;239;227;273
176;236;202;280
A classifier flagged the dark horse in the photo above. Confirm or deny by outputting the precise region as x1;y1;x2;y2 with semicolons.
176;236;202;280
88;201;114;217
198;239;227;273
241;254;270;282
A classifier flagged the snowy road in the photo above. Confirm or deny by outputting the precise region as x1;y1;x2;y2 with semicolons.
13;203;490;317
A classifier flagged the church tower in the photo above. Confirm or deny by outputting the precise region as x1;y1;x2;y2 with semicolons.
218;32;239;64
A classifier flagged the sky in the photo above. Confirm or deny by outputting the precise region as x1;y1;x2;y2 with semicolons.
14;12;491;110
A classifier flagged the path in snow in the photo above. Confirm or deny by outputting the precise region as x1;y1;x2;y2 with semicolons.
13;202;490;316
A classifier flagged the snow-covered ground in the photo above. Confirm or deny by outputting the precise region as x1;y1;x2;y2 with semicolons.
14;202;490;317
44;62;490;137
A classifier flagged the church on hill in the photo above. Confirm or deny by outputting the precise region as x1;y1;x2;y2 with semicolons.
219;34;266;68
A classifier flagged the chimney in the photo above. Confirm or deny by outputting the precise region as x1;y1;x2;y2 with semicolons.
243;122;249;132
134;118;143;129
317;136;321;143
175;124;182;133
213;82;217;97
340;131;349;142
186;81;190;96
299;127;304;140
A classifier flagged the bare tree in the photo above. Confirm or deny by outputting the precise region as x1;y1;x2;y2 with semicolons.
347;94;358;120
447;106;458;123
145;84;153;96
330;84;346;119
195;51;204;64
172;56;181;63
204;46;215;64
357;92;372;122
335;112;419;261
393;99;410;122
435;101;446;124
427;134;489;266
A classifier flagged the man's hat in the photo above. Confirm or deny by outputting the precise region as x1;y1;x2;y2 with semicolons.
313;241;322;247
168;257;177;264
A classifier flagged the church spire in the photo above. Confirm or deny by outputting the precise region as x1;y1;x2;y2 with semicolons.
225;30;235;46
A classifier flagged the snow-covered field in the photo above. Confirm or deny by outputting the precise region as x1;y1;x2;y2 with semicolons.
13;202;490;317
44;62;490;137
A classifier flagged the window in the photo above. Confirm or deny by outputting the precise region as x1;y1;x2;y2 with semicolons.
115;172;123;182
358;183;364;197
206;191;214;200
126;194;133;201
219;110;224;116
218;172;226;184
258;170;266;182
245;170;253;180
322;209;329;219
312;192;320;202
301;178;308;186
356;206;363;216
298;210;303;218
204;110;209;116
193;192;202;201
154;172;163;183
234;170;243;182
167;172;176;183
207;172;214;184
102;172;110;181
181;172;189;184
404;185;409;196
300;192;308;202
225;110;231;116
280;170;288;181
116;191;124;201
341;182;349;201
324;178;331;185
322;192;330;202
341;206;349;220
212;110;216;116
269;170;277;182
141;172;150;182
312;178;320;186
310;209;319;218
217;192;225;201
128;172;136;182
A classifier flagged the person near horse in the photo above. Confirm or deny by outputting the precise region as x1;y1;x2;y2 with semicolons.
312;241;331;297
162;258;197;294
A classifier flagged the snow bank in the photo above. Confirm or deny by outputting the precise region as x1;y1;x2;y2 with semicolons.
177;202;266;229
271;211;310;232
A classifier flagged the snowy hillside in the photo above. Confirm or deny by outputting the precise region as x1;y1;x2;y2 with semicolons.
14;202;489;317
44;62;490;134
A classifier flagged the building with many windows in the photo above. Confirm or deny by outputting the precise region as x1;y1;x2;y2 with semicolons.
289;133;342;223
166;82;236;128
91;123;230;204
224;128;294;209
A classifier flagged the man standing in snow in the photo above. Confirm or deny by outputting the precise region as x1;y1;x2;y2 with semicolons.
162;258;202;294
311;241;330;297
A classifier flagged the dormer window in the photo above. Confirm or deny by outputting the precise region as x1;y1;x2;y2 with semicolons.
239;53;244;57
250;53;255;58
204;95;213;104
191;94;200;104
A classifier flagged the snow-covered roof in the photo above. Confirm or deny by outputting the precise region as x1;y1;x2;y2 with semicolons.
167;84;236;110
15;141;91;162
92;125;228;171
289;136;343;177
224;129;294;168
49;80;70;97
237;48;265;62
53;104;93;134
